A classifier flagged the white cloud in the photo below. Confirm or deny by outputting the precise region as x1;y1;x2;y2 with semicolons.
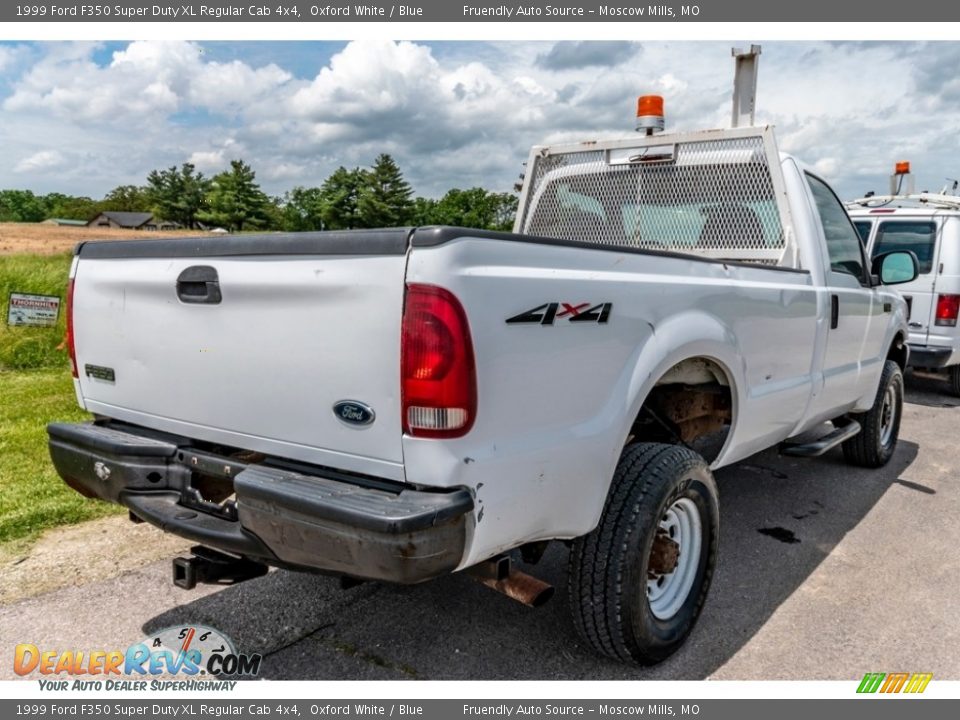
282;40;568;189
3;41;293;125
186;150;228;172
4;42;183;122
814;157;839;178
263;162;308;181
0;45;19;73
534;41;641;71
14;150;66;173
2;40;960;202
189;59;292;113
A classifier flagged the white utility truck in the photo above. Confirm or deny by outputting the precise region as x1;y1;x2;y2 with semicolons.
49;99;919;665
848;164;960;395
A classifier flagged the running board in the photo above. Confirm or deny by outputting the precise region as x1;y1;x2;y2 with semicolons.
779;421;861;458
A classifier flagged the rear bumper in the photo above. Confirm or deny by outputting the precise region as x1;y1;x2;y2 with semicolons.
907;344;953;369
47;422;472;584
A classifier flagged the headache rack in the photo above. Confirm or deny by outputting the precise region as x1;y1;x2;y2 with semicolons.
514;125;799;267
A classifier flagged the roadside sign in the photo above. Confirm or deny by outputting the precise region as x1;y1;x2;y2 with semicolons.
6;292;61;327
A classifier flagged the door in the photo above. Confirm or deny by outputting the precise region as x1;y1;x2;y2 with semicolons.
869;219;941;345
806;174;882;407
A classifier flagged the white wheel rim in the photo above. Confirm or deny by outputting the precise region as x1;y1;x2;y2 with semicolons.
647;497;702;620
880;384;897;447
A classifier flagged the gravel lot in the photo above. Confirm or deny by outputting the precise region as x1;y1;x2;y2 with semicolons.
2;371;958;681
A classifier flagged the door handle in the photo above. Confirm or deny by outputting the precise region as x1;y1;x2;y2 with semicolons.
830;294;839;330
176;266;222;304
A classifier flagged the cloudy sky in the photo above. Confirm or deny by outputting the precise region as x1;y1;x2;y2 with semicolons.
1;40;958;201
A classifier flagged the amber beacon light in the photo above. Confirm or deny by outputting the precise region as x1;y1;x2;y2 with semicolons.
636;95;665;135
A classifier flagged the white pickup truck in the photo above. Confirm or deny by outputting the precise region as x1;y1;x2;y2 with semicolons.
49;124;919;665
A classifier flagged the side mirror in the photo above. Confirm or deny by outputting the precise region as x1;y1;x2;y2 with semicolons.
872;250;919;286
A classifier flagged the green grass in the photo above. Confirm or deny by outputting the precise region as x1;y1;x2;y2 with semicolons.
0;252;73;371
0;369;119;544
0;254;120;546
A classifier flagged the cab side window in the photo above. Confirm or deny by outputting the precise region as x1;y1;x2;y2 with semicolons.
853;221;873;246
806;173;866;282
872;221;937;275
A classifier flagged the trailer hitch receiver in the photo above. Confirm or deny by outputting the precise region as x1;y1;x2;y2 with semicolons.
173;545;268;589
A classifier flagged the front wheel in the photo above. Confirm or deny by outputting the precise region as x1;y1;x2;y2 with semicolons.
568;443;719;665
841;360;903;468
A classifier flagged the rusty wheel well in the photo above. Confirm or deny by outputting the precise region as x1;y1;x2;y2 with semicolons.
888;333;908;371
628;358;734;464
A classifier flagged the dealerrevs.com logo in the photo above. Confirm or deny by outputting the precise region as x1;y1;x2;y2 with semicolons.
14;625;261;690
857;672;933;694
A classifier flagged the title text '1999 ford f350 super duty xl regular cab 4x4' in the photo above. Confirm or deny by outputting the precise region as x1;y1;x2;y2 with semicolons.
49;109;919;665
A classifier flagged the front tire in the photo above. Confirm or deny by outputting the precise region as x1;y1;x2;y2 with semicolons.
568;443;719;665
841;360;903;468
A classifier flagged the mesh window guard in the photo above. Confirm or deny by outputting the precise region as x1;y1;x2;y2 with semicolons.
516;128;795;266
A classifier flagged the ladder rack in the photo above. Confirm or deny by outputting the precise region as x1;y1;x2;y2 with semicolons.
845;192;960;211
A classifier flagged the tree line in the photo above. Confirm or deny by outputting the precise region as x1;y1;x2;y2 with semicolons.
0;154;519;233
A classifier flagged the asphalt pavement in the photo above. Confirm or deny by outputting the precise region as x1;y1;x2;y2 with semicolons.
3;371;958;681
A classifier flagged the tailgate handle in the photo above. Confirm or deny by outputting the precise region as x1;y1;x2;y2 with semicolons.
177;266;221;304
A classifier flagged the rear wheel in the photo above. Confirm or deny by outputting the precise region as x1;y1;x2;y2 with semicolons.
841;360;903;468
949;365;960;397
568;443;719;665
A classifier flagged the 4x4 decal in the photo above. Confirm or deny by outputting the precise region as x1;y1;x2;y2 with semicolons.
506;302;612;325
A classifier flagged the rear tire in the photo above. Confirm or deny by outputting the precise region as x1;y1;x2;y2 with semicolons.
568;443;719;665
841;360;903;468
949;365;960;397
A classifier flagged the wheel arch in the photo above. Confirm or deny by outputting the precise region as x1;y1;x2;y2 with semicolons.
570;323;744;549
887;331;908;371
616;309;746;472
624;353;740;466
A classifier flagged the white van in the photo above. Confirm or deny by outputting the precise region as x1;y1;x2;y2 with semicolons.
849;200;960;394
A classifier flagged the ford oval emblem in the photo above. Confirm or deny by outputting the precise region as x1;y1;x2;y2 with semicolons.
333;400;375;426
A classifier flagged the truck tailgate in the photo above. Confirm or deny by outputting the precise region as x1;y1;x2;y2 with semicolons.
71;231;410;480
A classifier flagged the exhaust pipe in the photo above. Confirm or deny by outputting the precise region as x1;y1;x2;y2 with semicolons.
470;555;554;608
478;571;555;608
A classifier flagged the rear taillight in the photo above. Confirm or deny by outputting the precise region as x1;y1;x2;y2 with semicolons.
935;294;960;327
66;277;78;378
401;284;476;438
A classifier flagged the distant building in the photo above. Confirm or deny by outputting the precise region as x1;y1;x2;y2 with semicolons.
87;211;154;229
86;211;178;230
42;218;87;226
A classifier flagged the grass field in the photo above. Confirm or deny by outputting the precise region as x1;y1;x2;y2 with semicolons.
0;369;118;545
0;221;211;256
0;223;219;546
1;243;120;545
0;252;73;371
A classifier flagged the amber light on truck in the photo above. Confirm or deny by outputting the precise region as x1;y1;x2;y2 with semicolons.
935;294;960;327
401;284;477;438
66;278;78;378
